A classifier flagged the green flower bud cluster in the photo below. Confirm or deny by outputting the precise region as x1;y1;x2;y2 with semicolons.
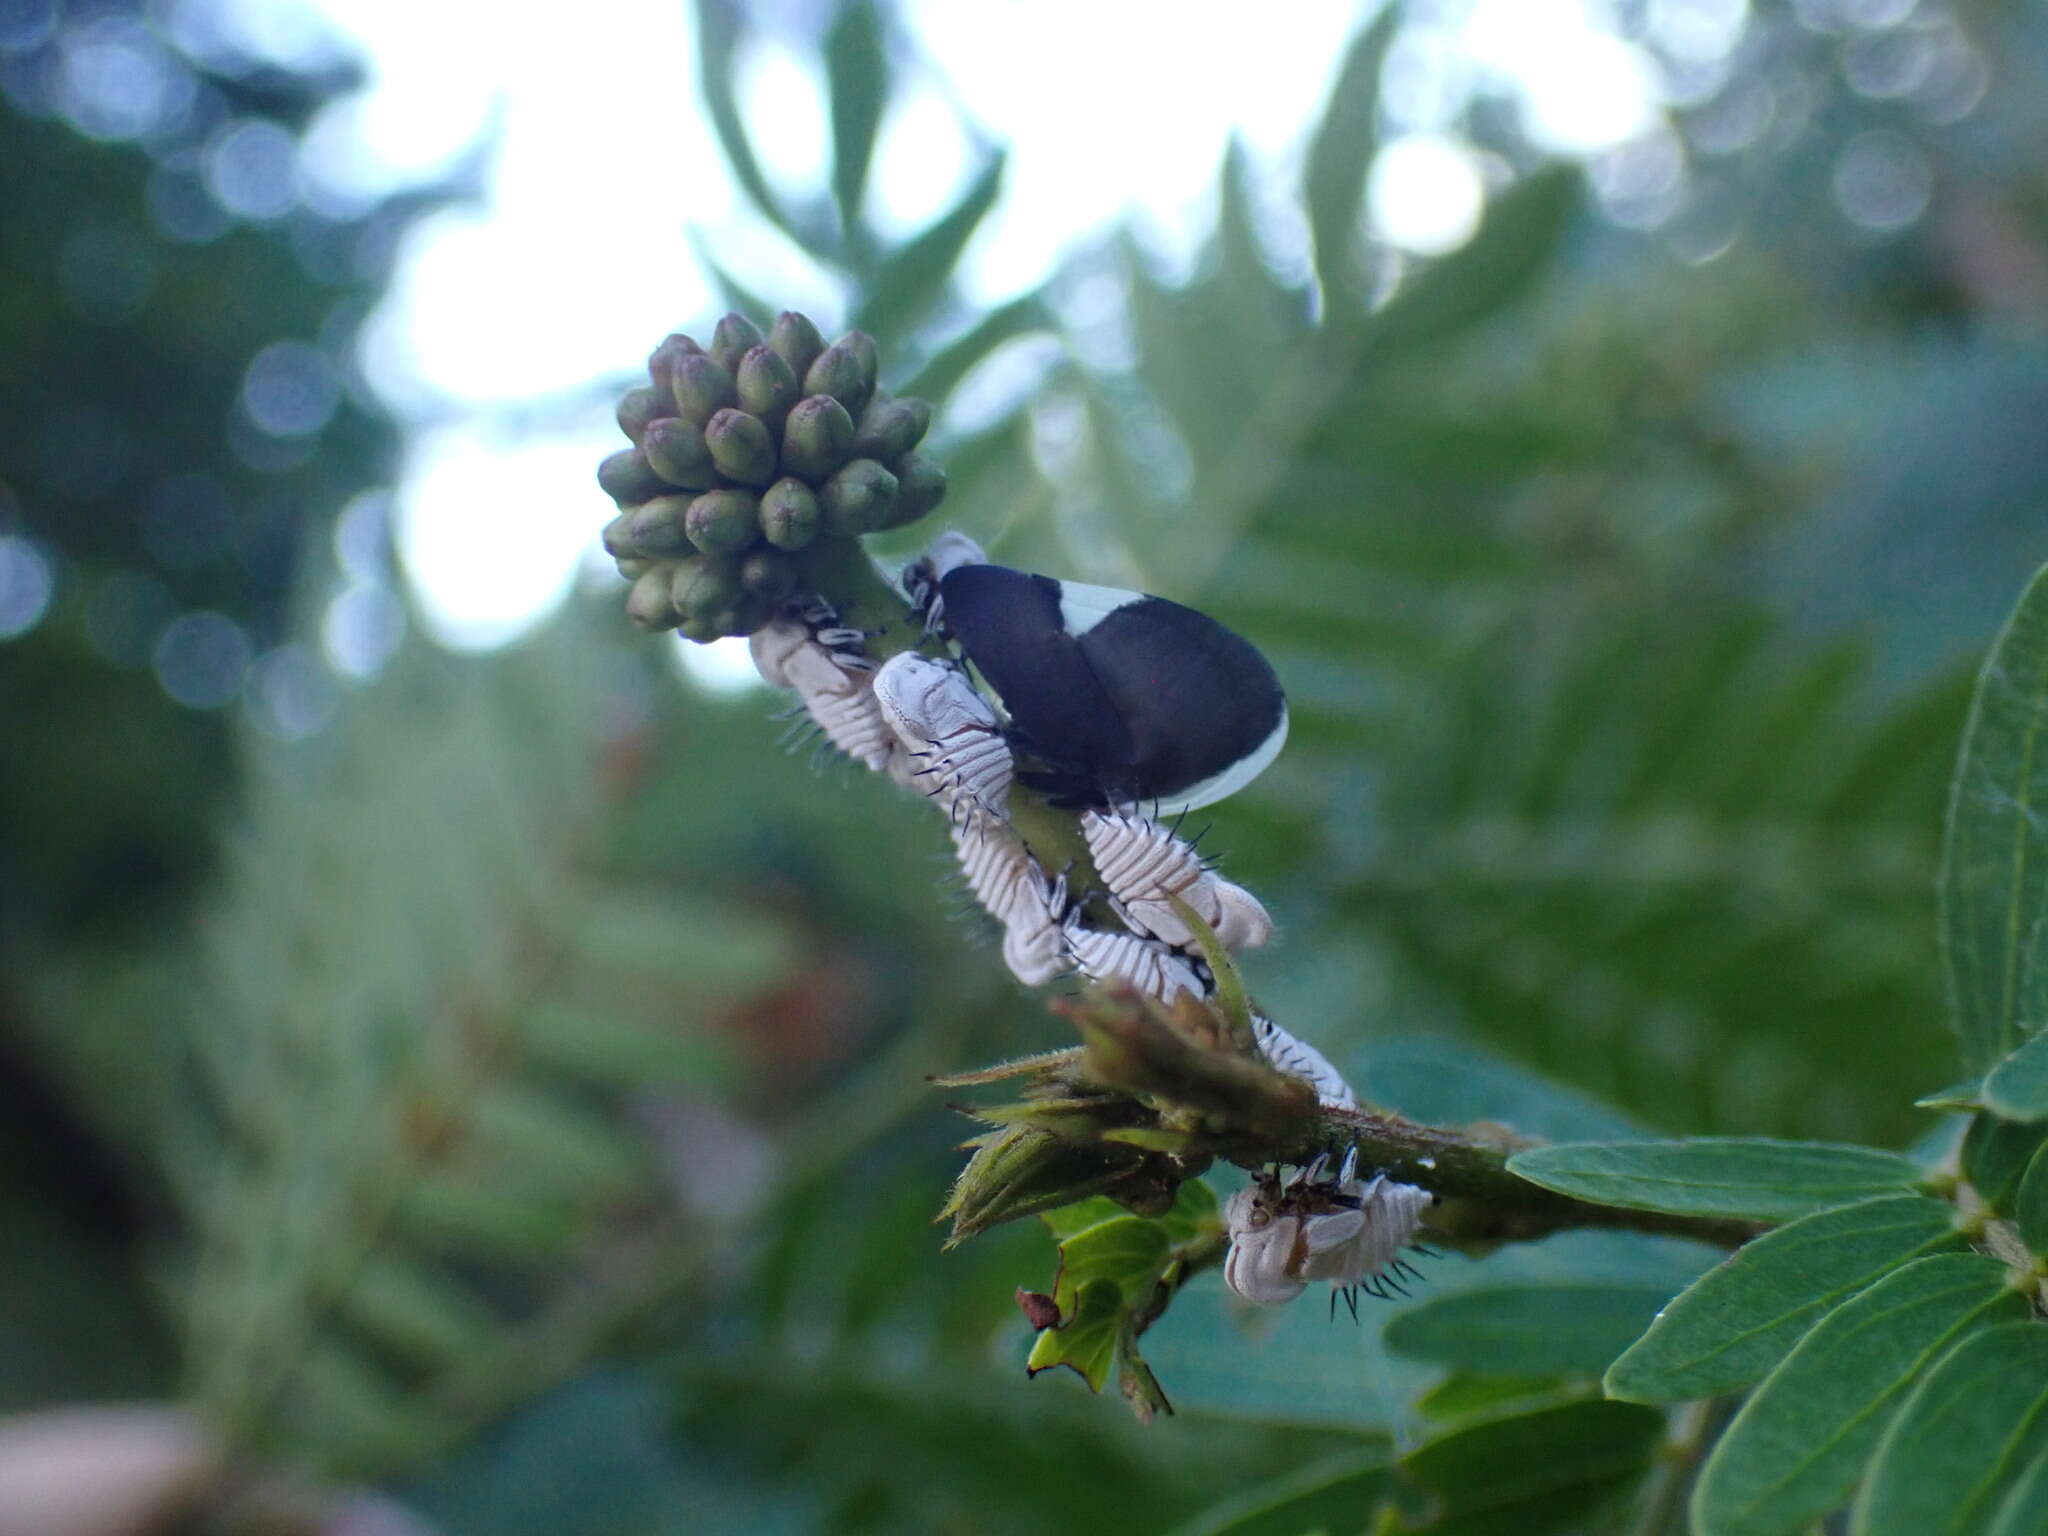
599;310;948;642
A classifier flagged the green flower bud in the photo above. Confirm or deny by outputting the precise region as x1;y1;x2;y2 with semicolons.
626;493;695;556
616;385;668;442
647;333;702;391
641;417;717;490
670;554;742;620
767;310;826;381
736;344;800;433
670;353;737;428
839;329;879;387
803;341;874;416
685;488;761;555
759;477;823;550
601;510;638;559
597;447;669;507
738;545;798;604
626;565;681;631
780;394;855;481
703;407;778;486
615;556;654;579
851;396;933;462
709;311;766;375
885;453;948;526
677;614;721;644
818;457;899;537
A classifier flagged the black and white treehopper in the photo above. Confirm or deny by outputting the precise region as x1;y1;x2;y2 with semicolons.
907;549;1290;815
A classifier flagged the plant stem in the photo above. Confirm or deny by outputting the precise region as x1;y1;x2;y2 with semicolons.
1297;1104;1761;1249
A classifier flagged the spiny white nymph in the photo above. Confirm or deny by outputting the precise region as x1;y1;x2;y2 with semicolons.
749;618;894;772
1250;1013;1358;1110
1223;1149;1432;1308
871;652;1013;824
949;820;1068;986
1079;810;1272;953
1062;912;1204;1006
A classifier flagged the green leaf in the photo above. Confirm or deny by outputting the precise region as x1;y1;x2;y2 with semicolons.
1851;1321;2048;1536
2017;1141;2048;1257
465;1081;645;1200
1607;1194;1966;1404
1415;1374;1572;1425
1401;1397;1666;1520
1156;1176;1221;1247
1163;1445;1391;1536
693;0;800;244
394;1173;586;1260
1963;1113;2048;1215
1046;1215;1171;1315
1024;1276;1121;1392
1037;1195;1134;1242
856;154;1006;342
1984;1028;2048;1121
289;1343;413;1448
519;1000;732;1089
1508;1138;1924;1221
566;887;791;1000
824;0;886;235
1689;1253;2028;1536
1301;10;1394;320
897;292;1048;403
1988;1441;2048;1536
341;1257;499;1369
1917;1080;1987;1111
1941;563;2048;1074
1384;1283;1672;1378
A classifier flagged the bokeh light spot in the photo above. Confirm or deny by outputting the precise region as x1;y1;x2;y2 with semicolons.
0;535;56;639
152;609;252;708
396;421;612;650
242;341;342;437
248;641;338;740
54;18;190;142
322;581;406;679
1370;134;1485;256
204;118;298;221
1832;129;1932;231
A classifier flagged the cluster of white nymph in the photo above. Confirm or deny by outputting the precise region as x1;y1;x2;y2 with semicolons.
1222;1148;1434;1315
747;532;1430;1311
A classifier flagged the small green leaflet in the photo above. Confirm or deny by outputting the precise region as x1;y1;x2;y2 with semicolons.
1850;1321;2048;1536
1400;1397;1665;1526
1984;1029;2048;1121
1940;562;2048;1076
1161;1446;1391;1536
1606;1194;1965;1404
1384;1283;1672;1379
1962;1114;2048;1216
2020;1143;2048;1257
1689;1253;2028;1536
1508;1138;1924;1222
1023;1181;1219;1413
1988;1442;2048;1536
1028;1279;1124;1394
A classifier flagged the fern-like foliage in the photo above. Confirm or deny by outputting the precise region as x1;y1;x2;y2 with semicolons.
163;610;783;1474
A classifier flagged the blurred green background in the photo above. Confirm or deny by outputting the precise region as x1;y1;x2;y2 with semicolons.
3;0;2044;1530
